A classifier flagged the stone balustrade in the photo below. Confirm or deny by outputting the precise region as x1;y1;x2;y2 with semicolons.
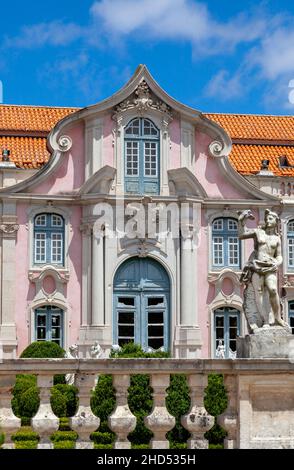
1;358;294;449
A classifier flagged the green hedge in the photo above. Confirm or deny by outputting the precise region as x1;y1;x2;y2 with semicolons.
20;341;65;358
51;431;78;442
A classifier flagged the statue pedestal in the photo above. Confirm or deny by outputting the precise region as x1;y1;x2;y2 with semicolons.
237;326;294;358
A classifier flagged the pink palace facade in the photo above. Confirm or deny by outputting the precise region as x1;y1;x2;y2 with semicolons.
1;65;294;359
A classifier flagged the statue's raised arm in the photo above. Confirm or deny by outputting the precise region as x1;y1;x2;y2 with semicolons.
237;209;256;240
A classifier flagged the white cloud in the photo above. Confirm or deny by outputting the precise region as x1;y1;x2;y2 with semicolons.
4;21;83;48
90;0;268;54
205;69;244;101
248;28;294;80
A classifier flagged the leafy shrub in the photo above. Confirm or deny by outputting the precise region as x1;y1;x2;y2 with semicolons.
51;384;78;418
58;417;71;431
54;440;75;449
51;431;78;442
94;443;113;449
90;431;114;445
20;341;65;358
204;374;228;446
13;341;77;423
14;440;38;449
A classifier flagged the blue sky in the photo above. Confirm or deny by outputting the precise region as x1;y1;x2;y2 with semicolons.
1;0;294;114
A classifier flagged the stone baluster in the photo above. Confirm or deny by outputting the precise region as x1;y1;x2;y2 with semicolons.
144;374;175;449
181;374;214;449
108;374;136;449
0;375;21;448
70;373;100;449
218;374;238;449
31;375;59;449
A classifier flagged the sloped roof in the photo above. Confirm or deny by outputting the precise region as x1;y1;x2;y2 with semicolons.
0;104;293;176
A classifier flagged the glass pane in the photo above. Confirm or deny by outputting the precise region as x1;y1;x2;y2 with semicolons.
118;312;134;324
143;119;158;136
51;328;60;339
288;221;294;233
144;142;157;177
37;315;46;327
148;312;164;323
148;325;164;337
228;219;237;231
35;233;46;263
125;119;140;135
118;297;135;307
148;338;164;349
229;340;237;351
229;327;238;339
37;327;46;340
212;219;223;231
215;316;224;327
51;314;60;326
229;316;238;327
290;317;294;334
148;297;164;307
213;237;223;265
35;214;47;226
118;325;134;337
51;214;63;227
51;233;63;264
125;141;139;176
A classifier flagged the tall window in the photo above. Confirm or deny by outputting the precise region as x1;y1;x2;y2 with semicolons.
287;220;294;269
34;213;64;266
212;218;240;269
35;306;63;346
288;301;294;334
214;307;240;358
124;117;160;195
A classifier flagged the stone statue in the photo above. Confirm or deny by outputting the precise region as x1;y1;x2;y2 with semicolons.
238;209;288;332
90;341;103;359
215;339;226;359
65;343;79;385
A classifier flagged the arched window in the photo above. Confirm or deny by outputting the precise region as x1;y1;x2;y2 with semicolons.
212;218;240;269
35;306;63;346
214;307;240;358
34;213;64;266
287;220;294;269
124;117;160;195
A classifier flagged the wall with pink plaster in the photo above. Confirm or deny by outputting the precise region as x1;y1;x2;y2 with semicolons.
31;124;85;195
15;204;82;354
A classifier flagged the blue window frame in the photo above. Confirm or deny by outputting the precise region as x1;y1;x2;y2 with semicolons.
35;306;63;346
124;118;160;195
113;257;170;351
214;307;240;358
34;213;64;266
287;220;294;270
288;301;294;334
212;218;240;269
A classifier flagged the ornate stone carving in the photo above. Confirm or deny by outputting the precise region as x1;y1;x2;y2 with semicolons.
113;80;173;122
208;140;224;157
65;344;79;386
80;222;93;236
57;135;72;152
0;224;19;234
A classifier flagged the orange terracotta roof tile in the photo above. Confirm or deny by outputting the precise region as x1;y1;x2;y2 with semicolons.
0;104;76;133
230;144;294;177
205;113;294;142
0;136;49;169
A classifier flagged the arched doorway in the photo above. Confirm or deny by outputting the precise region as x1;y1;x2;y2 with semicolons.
113;257;170;351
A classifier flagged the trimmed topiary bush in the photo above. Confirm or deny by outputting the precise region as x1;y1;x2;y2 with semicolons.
204;374;228;446
51;384;78;418
20;341;65;358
